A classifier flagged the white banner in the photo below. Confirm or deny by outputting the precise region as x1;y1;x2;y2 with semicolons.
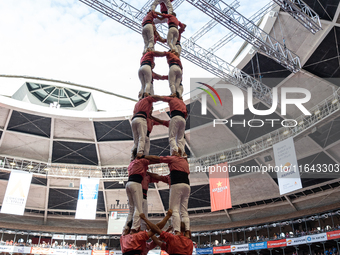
51;249;70;255
76;235;88;241
0;245;15;253
107;210;129;234
75;178;100;220
64;235;76;240
273;137;302;195
306;233;327;243
74;251;92;255
13;246;32;253
231;244;249;252
286;237;306;246
110;251;123;255
1;170;33;215
53;234;65;240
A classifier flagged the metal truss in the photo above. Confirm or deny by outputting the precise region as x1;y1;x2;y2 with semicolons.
1;87;340;179
79;0;273;104
135;0;184;21
208;1;276;53
185;0;301;73
188;0;240;43
272;0;322;34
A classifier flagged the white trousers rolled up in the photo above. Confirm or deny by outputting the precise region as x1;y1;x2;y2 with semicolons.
142;24;154;54
138;65;153;95
167;27;179;52
169;115;185;154
176;44;182;56
125;181;143;230
150;0;173;14
131;117;147;157
141;198;149;231
169;183;190;232
144;136;151;156
168;64;182;95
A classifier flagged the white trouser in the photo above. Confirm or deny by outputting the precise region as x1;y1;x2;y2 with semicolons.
125;181;143;230
150;0;173;14
131;117;147;157
176;44;182;56
141;198;149;230
142;24;154;54
168;64;182;95
167;27;179;52
138;65;153;95
144;136;151;156
177;83;183;97
169;115;185;154
169;183;190;232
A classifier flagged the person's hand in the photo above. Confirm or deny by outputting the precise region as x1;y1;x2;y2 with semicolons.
140;213;146;219
167;209;172;217
169;93;176;97
166;226;173;232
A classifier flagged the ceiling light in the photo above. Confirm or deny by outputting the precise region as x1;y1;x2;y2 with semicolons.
27;165;34;169
204;159;210;164
44;168;49;171
267;138;272;142
10;162;16;166
95;171;100;174
298;121;304;126
62;168;67;172
119;181;124;184
314;110;320;115
235;151;241;155
332;99;338;104
111;170;116;174
251;144;256;148
283;130;289;135
79;170;83;173
220;155;226;160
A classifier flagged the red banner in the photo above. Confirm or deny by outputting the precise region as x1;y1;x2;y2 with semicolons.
92;251;109;255
327;230;340;240
213;246;231;254
30;247;52;254
209;162;232;212
267;239;287;248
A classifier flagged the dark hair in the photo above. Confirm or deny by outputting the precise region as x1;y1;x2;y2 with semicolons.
176;91;180;98
180;222;186;233
127;220;133;229
132;148;137;159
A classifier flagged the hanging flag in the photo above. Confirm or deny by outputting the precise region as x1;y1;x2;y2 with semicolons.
1;170;32;215
75;178;100;220
209;162;232;212
273;137;302;195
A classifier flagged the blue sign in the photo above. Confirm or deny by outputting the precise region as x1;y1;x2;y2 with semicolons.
196;248;213;254
249;242;267;250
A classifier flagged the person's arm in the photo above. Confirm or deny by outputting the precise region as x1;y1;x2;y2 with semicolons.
140;214;162;237
179;22;186;31
144;155;161;164
151;116;169;127
150;236;163;248
152;50;166;57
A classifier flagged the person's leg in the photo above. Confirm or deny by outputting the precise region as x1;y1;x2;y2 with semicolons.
144;136;151;156
171;29;179;53
174;66;182;95
131;119;139;160
180;184;191;231
176;44;182;56
145;24;155;50
136;118;147;155
142;27;149;54
168;66;177;95
150;0;161;11
130;182;143;230
168;118;178;154
162;0;173;14
176;116;186;156
141;198;148;230
138;67;146;95
125;182;135;228
167;28;177;52
143;65;153;94
169;184;182;232
177;82;183;97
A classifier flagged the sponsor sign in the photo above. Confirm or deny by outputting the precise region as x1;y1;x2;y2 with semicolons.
110;251;123;255
75;178;100;220
77;235;88;241
327;230;340;240
286;237;306;246
230;244;249;252
273;137;302;195
267;239;287;248
1;170;33;215
306;233;327;243
249;242;267;250
196;247;213;254
213;245;231;254
31;247;52;254
53;234;64;240
0;245;15;253
13;246;32;253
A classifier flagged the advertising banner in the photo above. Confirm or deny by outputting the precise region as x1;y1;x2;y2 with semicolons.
53;234;64;240
77;235;88;241
196;247;213;254
13;246;32;253
1;170;32;215
230;244;249;252
306;233;327;243
31;247;52;254
273;137;302;195
92;251;109;255
286;237;307;246
110;251;123;255
213;245;231;254
51;249;70;255
249;242;267;250
267;239;287;248
75;178;100;220
209;162;232;212
0;245;14;253
65;235;76;240
107;209;129;234
327;230;340;240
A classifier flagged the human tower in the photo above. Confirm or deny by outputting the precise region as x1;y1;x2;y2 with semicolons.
120;0;193;255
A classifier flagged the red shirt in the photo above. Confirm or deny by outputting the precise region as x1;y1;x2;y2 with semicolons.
177;26;185;43
140;51;163;67
128;158;150;177
141;174;159;191
164;52;182;69
161;96;187;118
133;96;157;117
141;241;157;255
162;14;183;29
160;0;174;13
160;232;193;255
120;231;149;253
147;118;170;133
142;11;158;26
159;156;189;174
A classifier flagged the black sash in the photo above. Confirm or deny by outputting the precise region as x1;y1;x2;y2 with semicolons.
124;250;142;255
128;174;143;183
171;110;185;119
170;170;189;185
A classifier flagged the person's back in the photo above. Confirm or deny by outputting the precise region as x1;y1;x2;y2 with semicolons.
160;232;193;255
